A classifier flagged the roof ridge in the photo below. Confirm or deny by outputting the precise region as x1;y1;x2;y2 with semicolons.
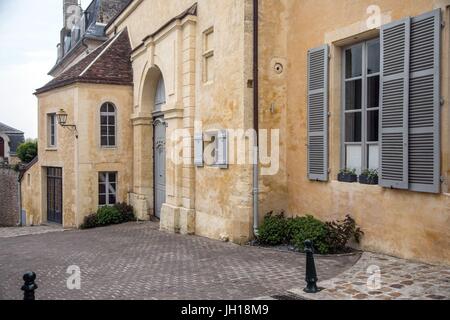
0;122;24;134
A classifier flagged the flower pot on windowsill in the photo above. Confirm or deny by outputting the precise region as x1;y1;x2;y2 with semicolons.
359;174;379;185
337;172;358;183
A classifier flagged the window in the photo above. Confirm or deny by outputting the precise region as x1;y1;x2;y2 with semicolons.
98;172;117;206
47;113;57;148
203;28;214;83
342;38;380;173
100;102;116;147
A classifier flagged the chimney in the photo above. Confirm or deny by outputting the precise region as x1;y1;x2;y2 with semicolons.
63;0;80;30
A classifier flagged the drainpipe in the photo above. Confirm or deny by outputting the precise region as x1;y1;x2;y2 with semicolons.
252;0;259;237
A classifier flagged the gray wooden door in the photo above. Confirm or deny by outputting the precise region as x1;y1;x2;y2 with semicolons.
154;117;166;219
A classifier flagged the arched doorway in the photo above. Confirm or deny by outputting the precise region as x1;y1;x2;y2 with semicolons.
153;75;166;219
0;136;4;158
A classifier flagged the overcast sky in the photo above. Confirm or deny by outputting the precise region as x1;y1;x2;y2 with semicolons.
0;0;91;139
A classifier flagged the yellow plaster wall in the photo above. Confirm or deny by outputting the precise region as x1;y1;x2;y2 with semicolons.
75;84;134;225
118;0;254;243
24;84;134;228
258;0;450;264
21;162;42;226
33;86;78;228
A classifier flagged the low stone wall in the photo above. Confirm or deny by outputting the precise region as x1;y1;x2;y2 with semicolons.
0;166;19;226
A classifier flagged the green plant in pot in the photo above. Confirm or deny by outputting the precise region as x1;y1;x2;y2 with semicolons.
337;168;357;183
359;169;379;185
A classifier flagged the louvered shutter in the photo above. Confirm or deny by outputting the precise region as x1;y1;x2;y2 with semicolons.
379;18;410;189
408;10;441;193
307;45;329;181
217;130;228;169
194;133;204;167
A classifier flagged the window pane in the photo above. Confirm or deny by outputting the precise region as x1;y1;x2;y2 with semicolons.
108;104;115;113
367;110;379;142
367;40;380;74
99;183;106;194
345;112;362;142
108;125;115;136
101;116;108;125
101;125;108;135
99;195;106;206
101;104;108;113
109;195;116;205
345;80;362;110
345;145;362;173
367;76;380;109
368;145;379;170
107;116;115;125
109;173;116;183
345;46;362;78
109;136;116;146
101;136;108;146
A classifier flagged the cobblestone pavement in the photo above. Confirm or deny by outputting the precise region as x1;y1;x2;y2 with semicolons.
0;222;359;300
287;252;450;300
0;225;64;238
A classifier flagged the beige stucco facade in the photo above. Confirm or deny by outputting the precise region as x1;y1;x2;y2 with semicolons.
21;0;450;265
23;83;133;228
258;0;450;265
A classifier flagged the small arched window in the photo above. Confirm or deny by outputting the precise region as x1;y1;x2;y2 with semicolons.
100;102;116;147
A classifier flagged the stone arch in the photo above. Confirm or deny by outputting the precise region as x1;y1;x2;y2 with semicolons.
139;64;166;115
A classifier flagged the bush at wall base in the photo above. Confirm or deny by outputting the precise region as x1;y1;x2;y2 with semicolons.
80;203;136;229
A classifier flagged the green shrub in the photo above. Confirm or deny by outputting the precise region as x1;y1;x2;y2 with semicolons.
16;140;38;163
290;215;329;254
80;214;98;230
96;206;123;226
257;212;289;245
325;215;364;254
257;212;363;254
114;202;135;222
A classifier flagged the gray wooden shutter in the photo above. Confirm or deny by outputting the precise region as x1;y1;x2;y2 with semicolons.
307;45;328;181
408;9;441;193
379;18;410;189
194;133;204;167
217;130;228;169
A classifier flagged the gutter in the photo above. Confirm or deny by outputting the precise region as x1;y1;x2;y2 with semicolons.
252;0;259;237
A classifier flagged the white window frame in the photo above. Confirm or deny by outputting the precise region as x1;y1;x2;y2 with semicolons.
98;172;117;206
341;38;380;173
100;102;117;148
47;113;57;148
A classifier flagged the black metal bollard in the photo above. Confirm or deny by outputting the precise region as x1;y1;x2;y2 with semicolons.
303;240;319;293
21;272;38;301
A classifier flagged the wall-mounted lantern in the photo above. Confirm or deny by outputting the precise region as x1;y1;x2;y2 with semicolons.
57;109;78;138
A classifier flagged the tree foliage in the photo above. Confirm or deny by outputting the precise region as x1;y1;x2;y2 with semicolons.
16;139;37;163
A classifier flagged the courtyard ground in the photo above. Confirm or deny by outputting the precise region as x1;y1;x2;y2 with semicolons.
0;222;358;300
0;222;448;300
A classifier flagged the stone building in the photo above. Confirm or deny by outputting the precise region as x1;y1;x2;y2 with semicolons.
0;122;24;165
21;0;450;265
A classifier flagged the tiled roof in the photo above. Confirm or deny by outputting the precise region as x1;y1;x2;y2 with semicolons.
0;122;24;134
36;29;133;95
